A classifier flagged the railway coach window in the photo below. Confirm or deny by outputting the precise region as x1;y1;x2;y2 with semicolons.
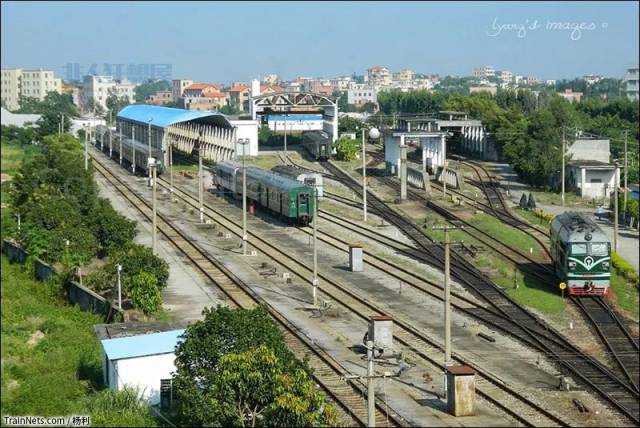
591;243;609;256
571;243;587;255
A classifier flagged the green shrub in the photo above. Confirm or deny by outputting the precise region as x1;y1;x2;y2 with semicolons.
334;137;359;161
110;243;169;291
129;272;162;314
612;251;639;285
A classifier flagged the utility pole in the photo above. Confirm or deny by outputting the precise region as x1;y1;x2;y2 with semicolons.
341;341;400;428
442;136;447;198
118;122;123;165
116;264;122;310
561;128;566;207
169;139;174;198
109;125;113;158
432;224;464;398
614;165;619;253
312;182;319;307
367;340;375;427
148;118;153;182
623;131;628;225
16;213;20;232
284;113;288;154
84;125;89;171
198;131;204;223
132;127;136;175
239;139;249;255
362;128;367;222
151;160;158;255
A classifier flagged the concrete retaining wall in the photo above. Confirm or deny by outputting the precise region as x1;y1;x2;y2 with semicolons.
34;258;57;281
67;281;123;323
2;239;121;322
3;239;28;264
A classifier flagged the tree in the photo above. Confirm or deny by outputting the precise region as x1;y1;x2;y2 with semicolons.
17;92;78;138
106;94;131;123
90;197;137;255
134;80;171;103
337;116;365;133
1;125;36;145
333;137;359;161
173;306;333;427
206;346;336;427
110;243;169;291
129;272;162;314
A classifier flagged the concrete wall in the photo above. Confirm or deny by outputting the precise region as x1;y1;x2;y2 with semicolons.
67;281;123;322
2;239;28;264
568;139;610;163
34;258;56;281
112;353;177;405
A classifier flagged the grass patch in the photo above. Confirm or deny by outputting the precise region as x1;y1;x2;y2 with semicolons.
0;257;157;425
1;141;40;177
469;212;546;257
610;270;639;317
247;154;282;170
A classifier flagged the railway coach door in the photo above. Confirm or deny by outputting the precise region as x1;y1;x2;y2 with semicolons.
297;192;309;216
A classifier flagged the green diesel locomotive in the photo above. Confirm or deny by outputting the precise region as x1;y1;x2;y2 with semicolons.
550;212;611;296
215;161;317;225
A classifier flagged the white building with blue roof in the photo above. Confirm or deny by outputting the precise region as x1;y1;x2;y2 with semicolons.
95;322;185;404
114;105;257;173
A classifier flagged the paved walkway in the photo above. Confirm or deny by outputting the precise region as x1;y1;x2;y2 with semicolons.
479;161;639;273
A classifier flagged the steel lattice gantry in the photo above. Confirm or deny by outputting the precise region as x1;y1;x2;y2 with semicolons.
250;92;339;142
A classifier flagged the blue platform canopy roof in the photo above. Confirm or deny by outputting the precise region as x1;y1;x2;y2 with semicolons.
117;105;233;129
101;329;185;360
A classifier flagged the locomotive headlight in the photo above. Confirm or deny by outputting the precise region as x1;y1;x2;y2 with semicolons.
568;261;576;269
602;261;610;269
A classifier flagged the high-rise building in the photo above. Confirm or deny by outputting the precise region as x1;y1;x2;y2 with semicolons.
625;66;639;101
1;68;62;111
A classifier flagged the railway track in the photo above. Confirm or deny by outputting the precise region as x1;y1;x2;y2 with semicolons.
458;158;640;396
327;175;640;397
362;148;640;400
320;158;640;424
141;168;573;426
90;151;404;428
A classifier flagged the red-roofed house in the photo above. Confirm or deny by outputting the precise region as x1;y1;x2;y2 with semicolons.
227;84;251;112
183;83;222;98
180;83;226;111
260;84;284;94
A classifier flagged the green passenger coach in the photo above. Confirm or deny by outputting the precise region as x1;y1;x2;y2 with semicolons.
215;161;317;225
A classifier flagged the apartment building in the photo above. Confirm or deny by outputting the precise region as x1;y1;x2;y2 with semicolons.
80;75;135;113
1;68;63;111
347;84;377;106
625;66;639;101
394;69;414;82
473;66;496;78
367;66;391;86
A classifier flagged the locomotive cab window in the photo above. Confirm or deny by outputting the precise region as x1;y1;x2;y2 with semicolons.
591;243;608;256
571;243;587;255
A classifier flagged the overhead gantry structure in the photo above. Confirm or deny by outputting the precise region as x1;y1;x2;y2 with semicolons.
250;92;339;142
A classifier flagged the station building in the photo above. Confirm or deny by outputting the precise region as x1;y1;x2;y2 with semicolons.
566;138;619;200
115;105;258;169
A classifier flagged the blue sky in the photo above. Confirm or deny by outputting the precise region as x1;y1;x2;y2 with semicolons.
1;1;638;82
